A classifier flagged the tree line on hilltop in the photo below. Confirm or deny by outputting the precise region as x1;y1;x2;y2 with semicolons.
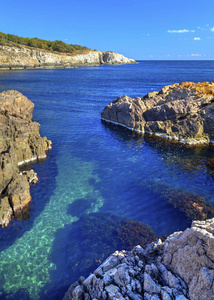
0;32;91;54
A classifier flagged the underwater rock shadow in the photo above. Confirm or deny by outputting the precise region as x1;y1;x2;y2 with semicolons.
101;121;214;175
137;179;214;221
43;211;157;300
0;288;30;300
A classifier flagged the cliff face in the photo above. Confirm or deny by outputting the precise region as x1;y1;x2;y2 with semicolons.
0;90;51;227
64;218;214;300
0;45;136;69
101;82;214;145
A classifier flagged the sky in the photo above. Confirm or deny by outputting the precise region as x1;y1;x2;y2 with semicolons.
0;0;214;60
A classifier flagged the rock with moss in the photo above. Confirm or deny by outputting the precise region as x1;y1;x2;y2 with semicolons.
101;82;214;145
0;90;51;227
64;218;214;300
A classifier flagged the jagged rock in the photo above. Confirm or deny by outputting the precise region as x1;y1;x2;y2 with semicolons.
20;169;38;185
0;45;136;69
64;218;214;300
0;90;51;227
101;82;214;145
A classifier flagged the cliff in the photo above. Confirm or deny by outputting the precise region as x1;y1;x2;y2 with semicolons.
64;218;214;300
0;90;51;227
0;45;136;70
101;82;214;145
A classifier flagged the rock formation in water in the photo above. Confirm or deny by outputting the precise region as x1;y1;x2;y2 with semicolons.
64;218;214;300
101;82;214;145
0;45;136;70
0;90;51;227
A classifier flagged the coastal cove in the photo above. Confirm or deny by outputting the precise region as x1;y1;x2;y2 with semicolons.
0;61;214;299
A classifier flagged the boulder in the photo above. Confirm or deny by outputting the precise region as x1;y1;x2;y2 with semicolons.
101;82;214;145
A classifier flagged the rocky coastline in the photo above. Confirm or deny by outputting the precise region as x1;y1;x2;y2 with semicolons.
64;218;214;300
0;90;51;227
0;45;136;70
61;81;214;299
101;82;214;145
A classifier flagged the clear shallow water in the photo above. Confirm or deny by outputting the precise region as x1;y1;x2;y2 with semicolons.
0;61;214;299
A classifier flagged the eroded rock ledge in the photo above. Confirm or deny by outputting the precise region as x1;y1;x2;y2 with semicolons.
101;82;214;145
0;45;136;70
64;218;214;300
0;90;51;227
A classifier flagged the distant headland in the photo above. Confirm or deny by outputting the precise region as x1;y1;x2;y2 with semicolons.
0;32;136;70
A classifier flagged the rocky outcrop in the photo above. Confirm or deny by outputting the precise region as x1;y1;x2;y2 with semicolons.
64;218;214;300
101;82;214;145
0;90;51;227
0;45;135;69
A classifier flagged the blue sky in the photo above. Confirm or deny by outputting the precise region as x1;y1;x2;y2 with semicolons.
1;0;214;60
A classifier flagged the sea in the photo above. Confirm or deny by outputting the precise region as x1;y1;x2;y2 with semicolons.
0;60;214;299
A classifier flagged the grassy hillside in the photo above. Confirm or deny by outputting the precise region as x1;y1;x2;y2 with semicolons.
0;31;91;54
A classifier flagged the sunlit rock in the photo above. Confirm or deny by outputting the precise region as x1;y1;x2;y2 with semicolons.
101;82;214;145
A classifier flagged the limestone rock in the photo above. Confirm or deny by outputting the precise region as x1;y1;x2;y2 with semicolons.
0;45;136;70
0;90;51;227
101;82;214;145
64;218;214;300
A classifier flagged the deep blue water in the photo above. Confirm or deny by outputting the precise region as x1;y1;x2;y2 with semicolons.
0;61;214;299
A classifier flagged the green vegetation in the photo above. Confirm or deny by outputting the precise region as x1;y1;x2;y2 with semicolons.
0;31;91;54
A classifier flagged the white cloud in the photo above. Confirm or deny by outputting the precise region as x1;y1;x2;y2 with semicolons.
191;54;201;57
193;37;201;40
147;33;150;36
211;27;214;32
168;29;195;33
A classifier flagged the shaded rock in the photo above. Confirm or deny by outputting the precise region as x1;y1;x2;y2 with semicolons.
0;196;13;227
7;174;31;217
0;146;18;194
101;82;214;145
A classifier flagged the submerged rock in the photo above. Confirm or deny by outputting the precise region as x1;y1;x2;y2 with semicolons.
55;212;157;284
64;218;214;300
101;82;214;145
140;180;214;221
0;90;51;227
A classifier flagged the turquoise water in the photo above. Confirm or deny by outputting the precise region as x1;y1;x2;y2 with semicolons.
0;61;214;299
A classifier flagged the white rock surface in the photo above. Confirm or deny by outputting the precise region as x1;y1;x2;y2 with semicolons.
63;218;214;300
